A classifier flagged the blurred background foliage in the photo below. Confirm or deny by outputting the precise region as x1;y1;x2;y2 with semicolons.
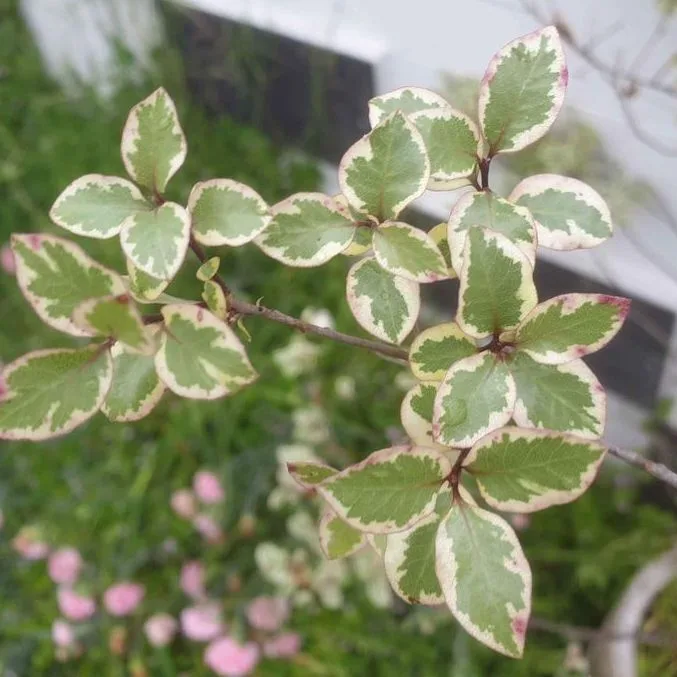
0;1;676;674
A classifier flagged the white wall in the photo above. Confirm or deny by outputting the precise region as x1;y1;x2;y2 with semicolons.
177;0;677;315
20;0;162;97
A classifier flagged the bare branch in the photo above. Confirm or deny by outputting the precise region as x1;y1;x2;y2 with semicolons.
514;0;677;155
187;243;677;484
520;0;677;99
607;446;677;490
188;236;408;362
230;297;409;362
618;96;677;157
530;615;677;649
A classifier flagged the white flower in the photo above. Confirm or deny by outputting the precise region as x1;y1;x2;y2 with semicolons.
292;589;314;607
334;376;356;400
266;488;290;511
292;406;330;445
300;307;334;329
286;511;320;553
255;543;295;592
312;559;348;609
352;549;393;609
395;371;418;391
267;444;322;510
255;541;347;610
272;335;322;378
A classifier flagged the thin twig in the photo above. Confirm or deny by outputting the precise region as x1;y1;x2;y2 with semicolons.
608;446;677;490
530;616;677;649
189;236;677;481
188;236;408;362
516;0;677;155
521;1;677;99
230;297;408;361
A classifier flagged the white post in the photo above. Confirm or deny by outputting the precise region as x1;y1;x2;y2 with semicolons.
20;0;163;97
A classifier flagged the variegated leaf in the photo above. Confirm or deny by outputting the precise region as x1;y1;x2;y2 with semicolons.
120;202;190;281
510;352;605;439
202;280;228;321
72;294;153;354
196;257;220;282
433;352;515;448
368;534;388;559
341;226;373;257
189;179;270;247
514;293;630;364
428;222;456;279
457;227;537;339
11;234;125;337
436;503;531;658
102;337;165;423
465;427;606;513
121;87;186;193
409;108;480;189
155;304;257;400
319;509;367;560
0;347;112;440
448;191;537;273
49;174;152;239
409;322;476;382
126;260;169;302
400;383;448;451
384;510;444;605
316;446;451;534
255;193;356;267
287;462;338;489
479;26;567;154
373;221;447;283
346;256;420;345
368;87;449;127
509;174;613;250
339;111;430;221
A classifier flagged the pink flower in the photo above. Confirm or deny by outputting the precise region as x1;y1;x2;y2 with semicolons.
246;596;289;632
52;619;76;648
193;471;225;504
104;582;145;617
48;548;83;585
12;526;49;560
171;489;197;520
193;514;224;544
58;587;96;621
263;632;302;659
180;561;206;601
1;245;15;275
144;613;177;647
204;637;260;677
180;603;224;642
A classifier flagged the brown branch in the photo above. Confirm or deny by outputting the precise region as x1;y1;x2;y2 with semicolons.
185;243;677;485
617;95;677;157
608;446;677;490
230;297;408;361
519;1;677;99
188;236;408;362
530;615;677;649
515;0;677;155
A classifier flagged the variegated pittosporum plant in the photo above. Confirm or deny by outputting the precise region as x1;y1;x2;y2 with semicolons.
1;26;630;658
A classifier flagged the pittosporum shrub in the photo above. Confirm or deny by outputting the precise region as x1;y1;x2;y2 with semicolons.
0;26;630;659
